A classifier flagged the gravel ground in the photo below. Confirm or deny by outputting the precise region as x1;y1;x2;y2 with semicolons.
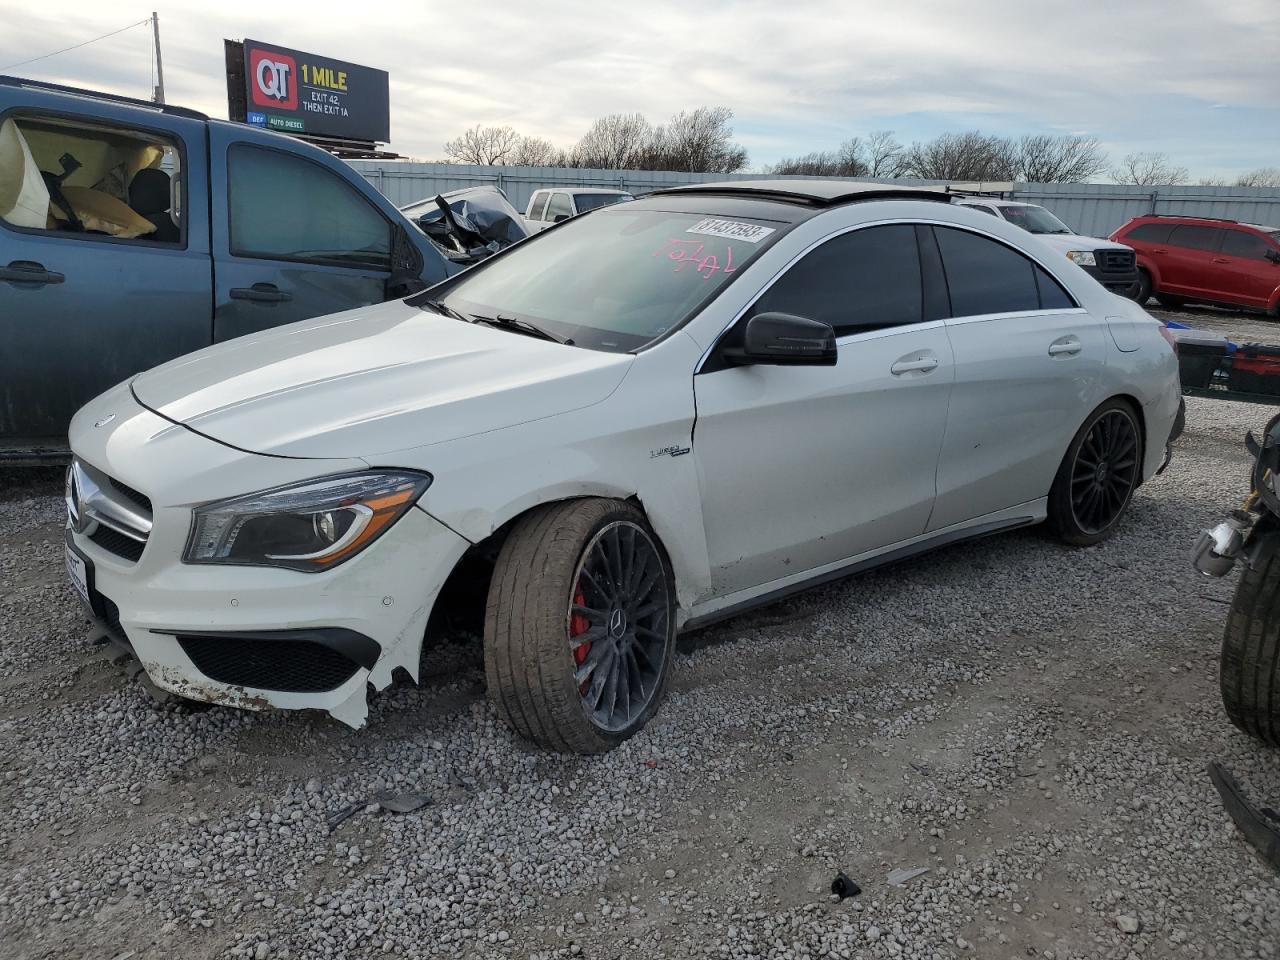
4;396;1280;960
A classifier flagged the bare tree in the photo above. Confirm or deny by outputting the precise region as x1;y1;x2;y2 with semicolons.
510;135;566;167
1111;152;1188;186
1014;134;1107;183
570;113;653;169
901;131;1017;181
442;125;522;165
769;137;869;177
866;130;905;178
649;107;749;173
1236;167;1280;188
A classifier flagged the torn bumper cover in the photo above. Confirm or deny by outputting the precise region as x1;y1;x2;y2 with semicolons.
401;185;529;262
70;504;469;728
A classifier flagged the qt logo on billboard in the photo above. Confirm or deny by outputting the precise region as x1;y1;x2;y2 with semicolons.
249;48;297;110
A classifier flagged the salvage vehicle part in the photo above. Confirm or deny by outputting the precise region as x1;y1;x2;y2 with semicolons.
65;179;1180;751
1193;411;1280;745
1208;762;1280;872
401;186;529;261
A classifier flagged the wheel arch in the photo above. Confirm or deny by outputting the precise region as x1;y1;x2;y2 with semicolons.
1105;392;1148;486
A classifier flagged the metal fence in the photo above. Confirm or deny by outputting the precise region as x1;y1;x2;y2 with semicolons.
347;160;1280;239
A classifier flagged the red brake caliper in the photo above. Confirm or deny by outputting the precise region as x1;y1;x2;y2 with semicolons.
570;587;591;688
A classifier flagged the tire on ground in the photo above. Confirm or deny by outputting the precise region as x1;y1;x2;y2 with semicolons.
484;497;675;753
1221;529;1280;746
1046;397;1144;547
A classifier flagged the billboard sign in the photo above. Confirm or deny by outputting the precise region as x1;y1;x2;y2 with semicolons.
233;39;390;144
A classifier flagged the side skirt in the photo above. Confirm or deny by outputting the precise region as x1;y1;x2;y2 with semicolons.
680;511;1039;633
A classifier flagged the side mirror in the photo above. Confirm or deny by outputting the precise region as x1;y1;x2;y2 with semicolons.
1266;249;1280;264
552;213;570;224
725;312;837;367
386;225;428;299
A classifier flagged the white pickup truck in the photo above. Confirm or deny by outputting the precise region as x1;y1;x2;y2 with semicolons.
955;197;1139;299
524;187;632;233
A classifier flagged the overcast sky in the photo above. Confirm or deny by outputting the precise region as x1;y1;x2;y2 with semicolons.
1;1;1275;179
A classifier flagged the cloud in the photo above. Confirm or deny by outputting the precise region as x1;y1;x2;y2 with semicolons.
1;0;1276;177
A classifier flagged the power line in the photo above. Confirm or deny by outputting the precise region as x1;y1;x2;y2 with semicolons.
0;17;153;73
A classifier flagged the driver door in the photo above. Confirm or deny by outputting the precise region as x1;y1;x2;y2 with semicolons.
692;224;955;598
209;133;393;342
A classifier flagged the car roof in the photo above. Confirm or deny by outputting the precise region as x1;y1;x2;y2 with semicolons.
956;197;1037;208
559;187;631;195
653;178;951;207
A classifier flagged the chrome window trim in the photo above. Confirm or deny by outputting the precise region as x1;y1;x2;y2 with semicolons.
693;215;1085;374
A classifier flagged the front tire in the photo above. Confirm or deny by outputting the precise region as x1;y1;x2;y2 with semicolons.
1047;399;1143;546
484;499;676;753
1221;530;1280;746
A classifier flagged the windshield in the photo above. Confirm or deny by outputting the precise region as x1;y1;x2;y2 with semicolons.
997;204;1073;235
430;208;782;352
575;192;633;212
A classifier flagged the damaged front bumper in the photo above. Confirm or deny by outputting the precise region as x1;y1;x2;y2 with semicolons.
72;504;469;727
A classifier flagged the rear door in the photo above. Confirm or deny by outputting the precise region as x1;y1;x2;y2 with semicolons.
0;101;211;448
1215;228;1280;307
1161;224;1224;297
929;224;1105;530
209;129;394;342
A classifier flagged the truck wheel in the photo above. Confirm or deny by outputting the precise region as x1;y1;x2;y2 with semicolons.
1221;530;1280;746
1047;399;1143;546
484;498;676;753
1135;269;1152;304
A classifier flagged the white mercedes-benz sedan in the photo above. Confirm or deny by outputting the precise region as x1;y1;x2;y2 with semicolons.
65;180;1181;752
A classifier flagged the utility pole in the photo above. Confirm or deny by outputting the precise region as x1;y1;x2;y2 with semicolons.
151;12;165;104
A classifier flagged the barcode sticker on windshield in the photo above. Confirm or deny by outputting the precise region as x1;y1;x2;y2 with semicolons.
686;218;775;244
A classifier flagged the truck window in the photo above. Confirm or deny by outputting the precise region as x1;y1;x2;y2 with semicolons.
227;144;391;269
546;191;572;222
0;113;183;243
527;191;548;221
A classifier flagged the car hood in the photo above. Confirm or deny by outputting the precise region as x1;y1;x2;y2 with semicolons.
131;301;633;460
1035;232;1132;254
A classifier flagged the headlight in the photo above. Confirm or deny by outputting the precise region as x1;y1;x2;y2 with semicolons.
1066;251;1096;266
184;471;431;572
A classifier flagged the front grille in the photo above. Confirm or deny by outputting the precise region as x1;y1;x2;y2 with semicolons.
1097;249;1135;274
177;634;362;693
70;459;152;563
90;526;145;562
109;480;152;514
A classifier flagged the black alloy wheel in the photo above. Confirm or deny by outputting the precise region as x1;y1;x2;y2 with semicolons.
1069;408;1140;536
567;521;671;733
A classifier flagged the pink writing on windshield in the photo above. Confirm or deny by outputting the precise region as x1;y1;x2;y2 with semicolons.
653;239;737;279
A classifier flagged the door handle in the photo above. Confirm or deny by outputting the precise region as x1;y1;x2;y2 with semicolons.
1153;248;1168;255
1048;339;1082;356
890;357;939;375
229;282;292;303
0;261;64;285
1212;257;1230;264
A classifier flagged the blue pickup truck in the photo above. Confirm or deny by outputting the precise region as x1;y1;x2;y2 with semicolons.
0;76;457;461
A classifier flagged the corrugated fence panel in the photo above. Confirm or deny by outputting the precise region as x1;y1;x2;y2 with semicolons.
348;161;1280;238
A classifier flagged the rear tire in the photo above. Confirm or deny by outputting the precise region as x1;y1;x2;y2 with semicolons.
1221;530;1280;746
1047;399;1143;546
484;498;676;753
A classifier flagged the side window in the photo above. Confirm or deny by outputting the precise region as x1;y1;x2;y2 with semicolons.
968;204;1000;217
1168;225;1222;252
546;191;573;222
1221;230;1271;259
1034;266;1075;309
750;224;922;336
0;113;183;243
934;226;1041;316
1125;222;1173;244
526;191;547;221
227;145;391;269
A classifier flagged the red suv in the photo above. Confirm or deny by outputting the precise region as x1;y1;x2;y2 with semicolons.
1110;216;1280;315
